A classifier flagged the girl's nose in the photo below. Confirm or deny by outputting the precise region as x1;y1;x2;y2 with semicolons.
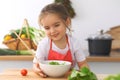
50;28;55;33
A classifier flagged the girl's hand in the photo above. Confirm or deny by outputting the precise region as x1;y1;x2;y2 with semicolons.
33;63;47;78
78;60;90;69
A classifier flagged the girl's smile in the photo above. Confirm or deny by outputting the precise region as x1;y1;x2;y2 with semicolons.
41;14;68;42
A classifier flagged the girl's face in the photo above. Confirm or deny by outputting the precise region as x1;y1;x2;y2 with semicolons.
41;14;70;42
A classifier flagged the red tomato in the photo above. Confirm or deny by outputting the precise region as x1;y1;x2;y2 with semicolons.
20;69;28;76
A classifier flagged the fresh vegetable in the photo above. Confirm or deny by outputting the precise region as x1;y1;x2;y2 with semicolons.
20;69;28;76
49;61;60;65
4;34;13;41
26;27;46;45
104;74;120;80
68;67;98;80
16;50;33;55
0;48;33;55
0;48;17;55
20;34;26;39
3;19;46;50
49;61;65;65
10;26;45;45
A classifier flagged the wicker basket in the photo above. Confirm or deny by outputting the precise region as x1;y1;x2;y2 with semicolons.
3;19;37;50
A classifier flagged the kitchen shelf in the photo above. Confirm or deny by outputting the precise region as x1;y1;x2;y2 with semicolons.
0;55;120;62
0;55;33;61
86;56;120;62
0;51;120;62
87;50;120;62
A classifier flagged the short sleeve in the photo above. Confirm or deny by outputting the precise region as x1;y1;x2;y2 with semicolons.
33;37;50;63
72;38;86;62
75;47;86;62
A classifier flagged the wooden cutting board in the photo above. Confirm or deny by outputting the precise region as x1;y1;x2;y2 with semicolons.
106;25;120;50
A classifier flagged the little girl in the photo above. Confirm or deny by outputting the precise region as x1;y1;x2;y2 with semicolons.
33;3;89;77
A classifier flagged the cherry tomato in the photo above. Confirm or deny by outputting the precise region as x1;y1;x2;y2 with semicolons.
20;69;28;76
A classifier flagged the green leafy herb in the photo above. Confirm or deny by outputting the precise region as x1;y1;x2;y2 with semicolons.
10;26;46;45
104;74;120;80
49;61;66;65
68;67;98;80
49;61;60;65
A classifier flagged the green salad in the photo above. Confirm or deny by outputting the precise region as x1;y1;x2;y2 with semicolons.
49;61;65;65
104;74;120;80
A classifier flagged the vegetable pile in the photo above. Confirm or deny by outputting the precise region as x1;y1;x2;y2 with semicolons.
3;26;45;50
68;67;98;80
4;26;45;46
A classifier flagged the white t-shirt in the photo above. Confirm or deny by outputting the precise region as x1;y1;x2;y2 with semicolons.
33;34;86;69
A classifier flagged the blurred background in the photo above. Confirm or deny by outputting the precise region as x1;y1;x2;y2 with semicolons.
0;0;120;51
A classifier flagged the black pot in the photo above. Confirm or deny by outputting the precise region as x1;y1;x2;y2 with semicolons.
87;39;112;56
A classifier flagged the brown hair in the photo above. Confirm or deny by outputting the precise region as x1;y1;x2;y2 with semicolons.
38;3;72;33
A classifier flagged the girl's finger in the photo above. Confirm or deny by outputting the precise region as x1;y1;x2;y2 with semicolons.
38;72;47;78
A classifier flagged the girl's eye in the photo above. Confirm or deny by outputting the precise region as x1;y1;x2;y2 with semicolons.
55;24;60;27
44;27;50;30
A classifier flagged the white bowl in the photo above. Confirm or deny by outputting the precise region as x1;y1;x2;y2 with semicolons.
39;60;71;77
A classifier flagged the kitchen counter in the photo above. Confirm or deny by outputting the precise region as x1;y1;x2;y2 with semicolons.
0;51;120;62
0;69;108;80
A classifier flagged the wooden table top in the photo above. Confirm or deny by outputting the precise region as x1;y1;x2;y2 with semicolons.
0;69;109;80
0;69;68;80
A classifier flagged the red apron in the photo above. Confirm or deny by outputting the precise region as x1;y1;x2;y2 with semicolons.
48;36;72;63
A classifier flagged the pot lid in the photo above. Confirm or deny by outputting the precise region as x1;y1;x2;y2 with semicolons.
88;30;112;40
